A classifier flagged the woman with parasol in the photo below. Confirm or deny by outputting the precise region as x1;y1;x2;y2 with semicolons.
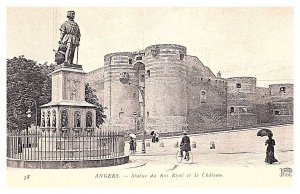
129;134;137;154
265;133;278;164
257;128;278;164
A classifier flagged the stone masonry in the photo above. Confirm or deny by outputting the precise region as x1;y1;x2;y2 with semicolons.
85;44;294;133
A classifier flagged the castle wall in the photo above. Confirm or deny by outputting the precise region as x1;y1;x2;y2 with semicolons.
85;44;294;133
268;84;293;123
103;52;140;130
144;44;188;132
227;77;257;128
85;67;105;105
255;87;271;124
185;56;227;131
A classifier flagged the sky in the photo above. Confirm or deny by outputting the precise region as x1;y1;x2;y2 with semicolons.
7;7;293;87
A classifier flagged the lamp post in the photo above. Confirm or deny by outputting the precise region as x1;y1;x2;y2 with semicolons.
120;72;146;154
237;106;240;127
133;112;138;132
24;98;38;133
129;83;146;154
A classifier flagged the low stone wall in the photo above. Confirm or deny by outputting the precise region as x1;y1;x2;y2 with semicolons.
7;155;129;169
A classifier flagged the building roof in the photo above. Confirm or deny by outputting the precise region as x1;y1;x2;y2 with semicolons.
40;100;96;108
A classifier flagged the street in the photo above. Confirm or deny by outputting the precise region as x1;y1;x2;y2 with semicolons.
7;124;293;188
125;124;293;167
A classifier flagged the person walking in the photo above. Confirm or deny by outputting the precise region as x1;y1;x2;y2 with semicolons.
265;133;278;164
155;132;159;142
151;131;155;143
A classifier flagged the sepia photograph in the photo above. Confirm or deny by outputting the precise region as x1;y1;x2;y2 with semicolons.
3;1;297;190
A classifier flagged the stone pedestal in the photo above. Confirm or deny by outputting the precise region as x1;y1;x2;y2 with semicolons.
40;63;97;134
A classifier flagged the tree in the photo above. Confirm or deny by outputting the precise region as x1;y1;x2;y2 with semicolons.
85;83;106;128
7;56;53;133
39;62;55;108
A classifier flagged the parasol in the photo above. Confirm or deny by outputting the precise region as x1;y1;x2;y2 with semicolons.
129;133;137;138
257;128;273;137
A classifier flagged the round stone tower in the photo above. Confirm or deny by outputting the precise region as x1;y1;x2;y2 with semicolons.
226;77;257;128
144;44;188;132
103;52;140;130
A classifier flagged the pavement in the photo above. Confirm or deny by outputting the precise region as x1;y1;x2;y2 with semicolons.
124;124;293;168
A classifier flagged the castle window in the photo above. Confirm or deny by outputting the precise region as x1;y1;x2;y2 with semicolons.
133;93;136;98
147;111;149;117
281;110;290;115
180;54;184;60
129;58;133;64
119;112;124;118
230;107;235;114
119;108;124;118
136;56;142;60
240;107;247;113
280;87;286;93
200;91;206;103
200;78;203;81
147;70;150;77
236;83;241;88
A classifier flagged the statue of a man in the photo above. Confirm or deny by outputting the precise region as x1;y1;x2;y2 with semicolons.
59;11;81;64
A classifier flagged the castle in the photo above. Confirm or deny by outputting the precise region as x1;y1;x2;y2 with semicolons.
85;44;293;133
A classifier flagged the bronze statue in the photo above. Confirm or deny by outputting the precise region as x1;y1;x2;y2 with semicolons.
58;11;81;65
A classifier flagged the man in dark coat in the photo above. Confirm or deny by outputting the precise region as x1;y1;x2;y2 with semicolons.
179;131;191;158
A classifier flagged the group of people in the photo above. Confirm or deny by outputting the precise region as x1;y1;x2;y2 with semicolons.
128;130;278;165
151;132;159;143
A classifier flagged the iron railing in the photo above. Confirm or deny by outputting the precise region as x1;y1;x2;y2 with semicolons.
7;130;125;161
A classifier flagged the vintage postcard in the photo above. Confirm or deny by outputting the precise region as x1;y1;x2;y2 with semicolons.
5;6;295;188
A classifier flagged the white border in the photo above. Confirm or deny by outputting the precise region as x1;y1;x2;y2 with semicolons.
1;1;299;194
